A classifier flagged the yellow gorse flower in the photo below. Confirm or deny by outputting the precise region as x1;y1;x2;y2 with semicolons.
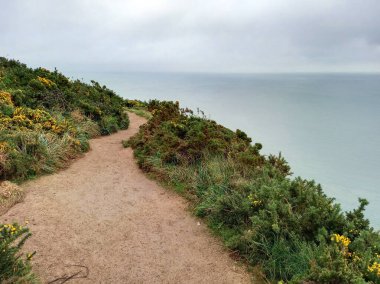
37;76;55;87
368;261;380;277
248;193;262;207
7;107;73;135
331;233;351;247
0;224;23;235
0;91;13;106
331;233;351;257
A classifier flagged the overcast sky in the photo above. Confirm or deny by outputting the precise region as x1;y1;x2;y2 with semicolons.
1;0;379;73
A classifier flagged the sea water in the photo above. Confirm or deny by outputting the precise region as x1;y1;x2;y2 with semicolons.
68;71;380;228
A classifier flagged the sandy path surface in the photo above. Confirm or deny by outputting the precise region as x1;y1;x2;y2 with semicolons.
1;113;252;283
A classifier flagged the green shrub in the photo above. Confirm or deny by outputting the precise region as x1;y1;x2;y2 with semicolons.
99;115;119;135
126;99;147;108
0;223;38;283
118;111;130;129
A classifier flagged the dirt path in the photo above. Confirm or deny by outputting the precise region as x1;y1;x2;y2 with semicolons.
1;113;253;283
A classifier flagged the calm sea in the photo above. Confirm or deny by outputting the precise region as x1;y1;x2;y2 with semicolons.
69;71;380;228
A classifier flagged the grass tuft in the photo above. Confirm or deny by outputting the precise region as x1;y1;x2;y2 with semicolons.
126;107;152;120
0;181;24;215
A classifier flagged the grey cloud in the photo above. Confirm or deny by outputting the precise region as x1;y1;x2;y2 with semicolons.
0;0;379;72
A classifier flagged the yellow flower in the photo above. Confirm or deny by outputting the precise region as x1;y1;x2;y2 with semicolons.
0;91;13;106
1;224;19;234
248;193;262;207
368;261;380;277
0;141;9;152
331;233;351;247
37;76;55;87
331;233;352;257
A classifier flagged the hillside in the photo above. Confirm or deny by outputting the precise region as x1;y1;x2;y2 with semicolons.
127;100;380;283
0;57;129;182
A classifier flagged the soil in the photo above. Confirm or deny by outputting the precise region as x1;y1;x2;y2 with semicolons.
0;112;253;283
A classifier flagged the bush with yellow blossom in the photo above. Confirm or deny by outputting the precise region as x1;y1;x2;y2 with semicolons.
0;222;37;282
0;94;92;180
0;57;130;181
37;76;55;88
0;91;13;106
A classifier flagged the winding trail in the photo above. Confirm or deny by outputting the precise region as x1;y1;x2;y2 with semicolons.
1;113;252;283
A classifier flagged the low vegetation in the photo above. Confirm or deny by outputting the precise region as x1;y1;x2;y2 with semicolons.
0;181;24;215
126;100;380;283
0;57;129;182
0;222;37;283
125;99;152;120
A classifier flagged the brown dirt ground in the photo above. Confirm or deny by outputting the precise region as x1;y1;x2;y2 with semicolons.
0;112;254;283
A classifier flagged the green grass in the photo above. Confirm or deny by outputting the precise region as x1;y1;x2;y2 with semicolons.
126;107;152;120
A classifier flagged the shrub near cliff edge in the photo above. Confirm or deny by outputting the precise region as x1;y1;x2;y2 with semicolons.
127;100;380;283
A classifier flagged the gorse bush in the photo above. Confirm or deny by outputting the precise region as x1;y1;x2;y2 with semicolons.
0;57;129;181
0;58;127;118
0;223;37;283
127;100;380;283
